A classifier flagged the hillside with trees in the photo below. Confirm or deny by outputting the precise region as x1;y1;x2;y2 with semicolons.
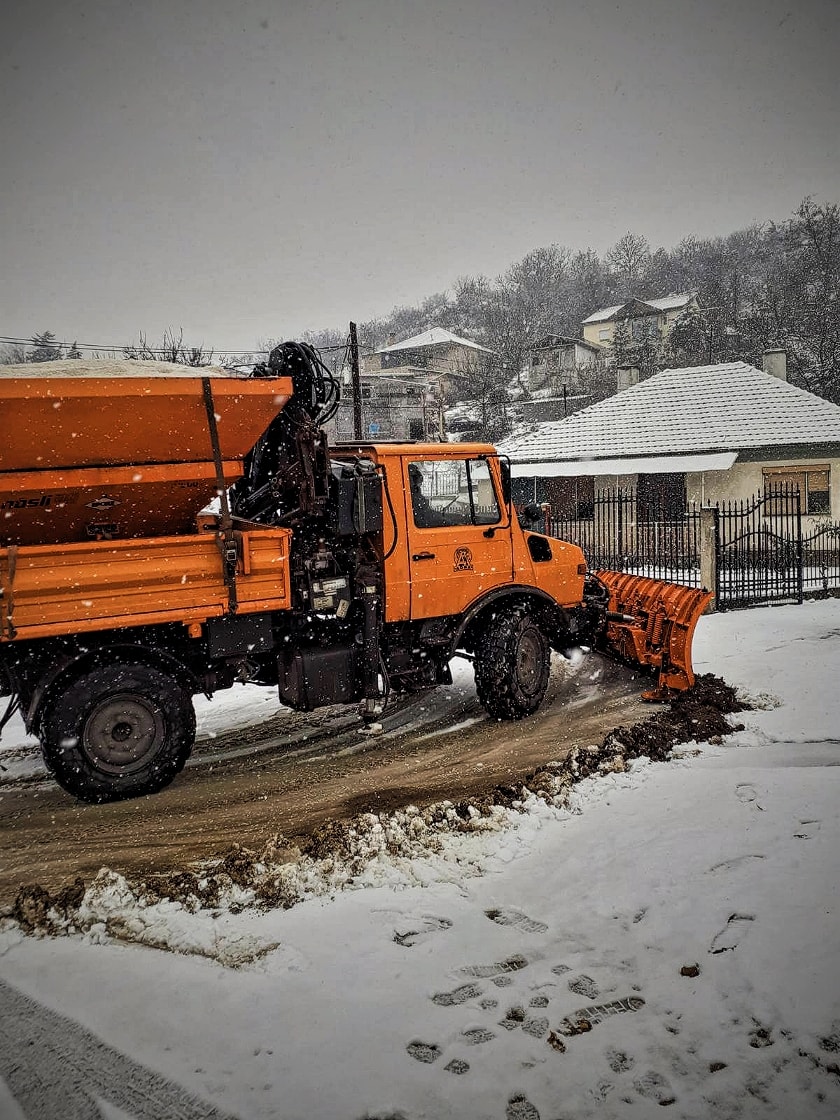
338;197;840;407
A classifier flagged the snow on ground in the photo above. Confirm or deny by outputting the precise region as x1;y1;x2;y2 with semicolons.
1;600;840;1119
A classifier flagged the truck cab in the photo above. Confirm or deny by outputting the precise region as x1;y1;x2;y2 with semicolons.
333;442;587;627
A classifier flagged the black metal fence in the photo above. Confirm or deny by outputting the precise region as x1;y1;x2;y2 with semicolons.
546;485;840;610
547;489;703;586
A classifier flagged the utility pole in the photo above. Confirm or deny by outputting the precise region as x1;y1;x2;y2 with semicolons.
349;321;362;440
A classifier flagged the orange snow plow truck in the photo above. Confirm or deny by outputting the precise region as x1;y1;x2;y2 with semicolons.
0;345;710;803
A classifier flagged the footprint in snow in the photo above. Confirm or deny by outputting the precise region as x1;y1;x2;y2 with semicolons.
794;819;820;840
406;1041;441;1064
710;913;755;954
735;783;764;810
633;1069;676;1106
458;954;529;978
485;908;548;934
567;974;600;1000
749;1022;774;1049
431;982;482;1007
590;1079;614;1102
444;1058;470;1075
506;1092;540;1120
556;996;646;1036
708;854;766;873
606;1047;635;1073
393;915;453;947
522;1016;549;1039
461;1027;496;1045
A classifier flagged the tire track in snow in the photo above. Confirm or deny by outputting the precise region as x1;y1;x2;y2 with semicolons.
0;978;237;1120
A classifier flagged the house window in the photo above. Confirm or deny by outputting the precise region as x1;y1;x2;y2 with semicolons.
631;317;658;341
408;418;424;440
637;473;686;521
764;466;830;515
598;328;610;341
361;385;372;399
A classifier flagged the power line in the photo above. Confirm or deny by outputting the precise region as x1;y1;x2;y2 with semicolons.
0;334;356;358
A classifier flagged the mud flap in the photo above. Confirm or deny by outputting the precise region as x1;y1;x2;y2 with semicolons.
595;571;713;700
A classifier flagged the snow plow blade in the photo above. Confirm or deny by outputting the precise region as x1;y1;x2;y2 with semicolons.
595;571;713;701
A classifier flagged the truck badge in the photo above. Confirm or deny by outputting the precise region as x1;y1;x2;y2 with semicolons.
86;495;120;510
453;547;473;571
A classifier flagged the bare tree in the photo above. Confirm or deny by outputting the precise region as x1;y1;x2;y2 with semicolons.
123;328;214;366
606;232;651;297
0;343;26;364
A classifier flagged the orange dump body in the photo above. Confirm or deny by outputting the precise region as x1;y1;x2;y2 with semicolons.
0;366;293;545
0;363;296;643
597;570;713;699
0;526;293;643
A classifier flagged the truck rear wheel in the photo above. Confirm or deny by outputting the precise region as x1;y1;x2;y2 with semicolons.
474;603;551;720
40;663;195;803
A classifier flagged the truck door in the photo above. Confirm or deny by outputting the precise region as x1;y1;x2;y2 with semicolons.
405;456;512;620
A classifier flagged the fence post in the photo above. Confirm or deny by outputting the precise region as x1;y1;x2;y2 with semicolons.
795;486;804;604
699;506;718;612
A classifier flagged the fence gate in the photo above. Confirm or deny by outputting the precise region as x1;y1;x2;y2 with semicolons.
715;486;803;608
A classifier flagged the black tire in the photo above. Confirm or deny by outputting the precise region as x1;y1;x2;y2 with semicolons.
474;603;551;720
40;662;195;803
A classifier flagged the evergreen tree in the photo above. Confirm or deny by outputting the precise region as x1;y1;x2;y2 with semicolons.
28;331;62;362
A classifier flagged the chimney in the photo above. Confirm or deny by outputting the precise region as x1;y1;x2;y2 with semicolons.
762;348;787;381
617;366;640;391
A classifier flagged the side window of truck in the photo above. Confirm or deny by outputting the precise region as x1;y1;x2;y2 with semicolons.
408;459;501;528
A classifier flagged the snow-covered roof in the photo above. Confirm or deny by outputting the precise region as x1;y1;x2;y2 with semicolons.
375;327;495;355
581;293;694;325
503;362;840;465
527;335;601;352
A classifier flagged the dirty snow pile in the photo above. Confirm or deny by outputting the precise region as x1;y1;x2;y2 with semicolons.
1;599;839;1120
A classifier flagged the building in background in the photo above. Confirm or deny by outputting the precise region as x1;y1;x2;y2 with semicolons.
329;369;444;442
502;353;840;524
582;293;697;357
524;335;602;392
364;327;498;399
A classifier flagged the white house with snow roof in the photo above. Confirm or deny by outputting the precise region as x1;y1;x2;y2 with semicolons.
503;357;840;527
344;328;499;441
581;293;697;353
365;327;497;380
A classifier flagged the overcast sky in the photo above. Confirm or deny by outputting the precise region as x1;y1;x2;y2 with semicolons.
2;0;838;354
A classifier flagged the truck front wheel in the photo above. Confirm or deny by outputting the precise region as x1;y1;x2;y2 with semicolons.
474;604;551;720
40;663;195;803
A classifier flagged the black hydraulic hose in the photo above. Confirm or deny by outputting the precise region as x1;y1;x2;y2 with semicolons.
380;465;400;561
